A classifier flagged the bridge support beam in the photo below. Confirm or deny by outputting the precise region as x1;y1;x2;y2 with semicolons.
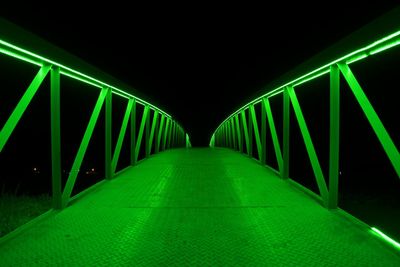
261;98;267;165
338;63;400;177
282;87;290;179
51;66;62;209
130;99;136;165
328;65;340;209
263;98;283;175
287;86;329;206
105;88;112;179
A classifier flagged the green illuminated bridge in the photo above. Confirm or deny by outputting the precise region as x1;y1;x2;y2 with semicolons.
1;10;400;266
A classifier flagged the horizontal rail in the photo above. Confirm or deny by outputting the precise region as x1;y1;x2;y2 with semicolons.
0;38;175;120
212;30;400;134
0;33;191;209
211;25;400;209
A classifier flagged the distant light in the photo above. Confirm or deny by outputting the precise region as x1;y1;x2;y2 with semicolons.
371;227;400;250
91;168;95;172
33;167;37;171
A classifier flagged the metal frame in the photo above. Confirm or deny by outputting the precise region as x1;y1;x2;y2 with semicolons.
0;39;190;210
211;29;400;209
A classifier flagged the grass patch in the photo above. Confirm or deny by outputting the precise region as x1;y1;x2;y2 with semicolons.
0;194;51;238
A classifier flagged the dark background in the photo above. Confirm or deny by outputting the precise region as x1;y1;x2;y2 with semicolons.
2;3;398;145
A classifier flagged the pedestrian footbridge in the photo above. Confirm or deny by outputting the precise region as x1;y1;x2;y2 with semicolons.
0;9;400;266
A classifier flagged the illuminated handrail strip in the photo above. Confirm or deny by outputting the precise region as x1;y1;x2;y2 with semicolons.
212;30;400;135
0;40;190;209
0;39;172;119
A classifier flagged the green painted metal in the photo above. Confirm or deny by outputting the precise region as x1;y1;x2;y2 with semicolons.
50;66;62;209
282;88;290;179
168;121;174;149
338;63;400;177
209;29;400;127
156;115;165;153
261;98;267;165
111;99;134;175
235;115;242;153
263;98;283;174
171;122;175;148
240;110;250;155
186;133;191;148
287;86;329;205
230;118;237;150
0;30;190;215
62;88;108;207
227;123;231;148
249;105;262;160
148;110;159;154
155;115;160;153
135;105;150;162
0;65;51;152
248;109;253;157
0;35;172;117
105;88;112;179
130;99;137;165
162;118;171;151
145;107;151;158
225;123;229;148
328;65;340;209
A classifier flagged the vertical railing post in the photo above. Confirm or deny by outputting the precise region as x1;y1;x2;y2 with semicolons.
261;97;267;165
227;122;232;148
105;88;112;179
155;115;159;152
328;65;340;209
130;99;136;165
168;120;173;149
240;110;250;155
235;115;242;153
145;107;150;157
282;87;290;179
248;109;253;157
162;118;170;150
50;66;62;209
231;118;237;150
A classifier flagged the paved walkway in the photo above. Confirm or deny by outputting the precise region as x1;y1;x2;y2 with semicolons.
1;148;399;266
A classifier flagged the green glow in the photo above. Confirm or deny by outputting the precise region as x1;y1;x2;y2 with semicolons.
62;88;108;206
211;30;400;136
0;38;172;119
346;53;368;64
0;65;51;152
267;90;283;99
111;90;131;100
293;69;330;87
338;63;400;177
370;40;400;55
0;47;41;66
371;227;400;250
60;70;103;89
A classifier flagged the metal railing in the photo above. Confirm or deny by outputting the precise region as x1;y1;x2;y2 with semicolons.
210;18;400;210
0;28;191;209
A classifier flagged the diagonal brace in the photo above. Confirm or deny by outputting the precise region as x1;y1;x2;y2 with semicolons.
0;65;51;151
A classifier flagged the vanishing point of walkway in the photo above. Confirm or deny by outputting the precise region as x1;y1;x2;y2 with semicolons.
1;148;399;266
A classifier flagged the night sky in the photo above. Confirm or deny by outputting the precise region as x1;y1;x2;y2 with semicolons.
2;4;397;145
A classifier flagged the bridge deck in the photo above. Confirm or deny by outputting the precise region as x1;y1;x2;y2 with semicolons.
1;148;399;266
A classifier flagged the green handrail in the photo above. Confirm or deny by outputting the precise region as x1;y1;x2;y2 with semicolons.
210;19;400;209
0;30;191;209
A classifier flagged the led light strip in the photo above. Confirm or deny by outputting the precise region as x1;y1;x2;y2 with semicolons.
0;39;172;118
371;227;400;250
213;30;400;135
